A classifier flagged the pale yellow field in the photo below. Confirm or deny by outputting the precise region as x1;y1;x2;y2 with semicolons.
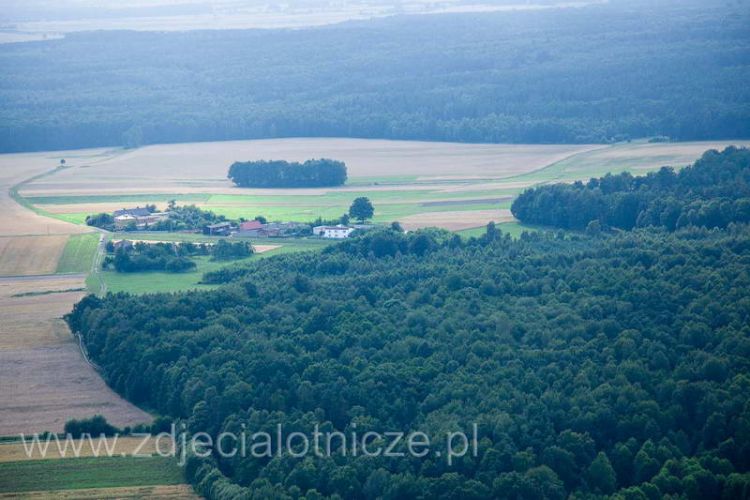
0;274;152;436
0;274;85;350
16;139;749;235
0;235;69;276
19;139;600;197
0;151;91;237
43;202;169;215
0;484;198;499
0;436;166;462
400;209;515;231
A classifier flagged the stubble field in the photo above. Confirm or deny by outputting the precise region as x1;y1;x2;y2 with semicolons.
0;147;153;441
17;138;749;232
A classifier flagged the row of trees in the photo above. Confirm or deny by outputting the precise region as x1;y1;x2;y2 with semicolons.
228;159;347;188
511;147;750;231
68;218;750;498
2;1;749;152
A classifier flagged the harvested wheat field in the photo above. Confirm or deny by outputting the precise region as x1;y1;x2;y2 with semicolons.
0;274;85;350
0;275;151;436
400;209;515;231
19;139;601;197
0;235;69;276
0;484;197;499
0;484;198;499
0;150;93;237
0;436;164;462
252;244;282;253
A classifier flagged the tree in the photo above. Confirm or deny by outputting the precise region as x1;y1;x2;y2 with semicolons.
349;197;374;223
586;452;617;494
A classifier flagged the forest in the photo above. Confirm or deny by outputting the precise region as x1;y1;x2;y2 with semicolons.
66;150;750;499
229;159;347;188
1;0;749;152
511;147;750;231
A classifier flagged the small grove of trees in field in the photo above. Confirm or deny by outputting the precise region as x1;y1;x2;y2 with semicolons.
103;240;253;273
211;239;253;261
104;242;199;273
64;414;174;438
64;415;119;438
85;212;115;229
228;159;347;188
511;147;750;231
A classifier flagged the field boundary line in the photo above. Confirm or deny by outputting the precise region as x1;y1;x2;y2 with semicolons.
502;143;614;184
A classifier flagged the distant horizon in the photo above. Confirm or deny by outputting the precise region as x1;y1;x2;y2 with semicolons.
1;0;607;38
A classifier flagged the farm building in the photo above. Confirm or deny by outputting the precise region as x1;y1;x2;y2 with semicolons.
204;222;233;236
313;225;355;239
113;207;151;218
235;221;312;238
236;220;265;237
113;209;168;229
113;239;134;252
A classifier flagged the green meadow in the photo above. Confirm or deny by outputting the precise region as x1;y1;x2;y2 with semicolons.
56;233;100;274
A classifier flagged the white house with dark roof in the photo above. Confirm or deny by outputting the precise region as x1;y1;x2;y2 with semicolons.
313;225;355;239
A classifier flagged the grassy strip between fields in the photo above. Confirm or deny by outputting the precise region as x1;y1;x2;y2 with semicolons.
56;233;100;274
0;456;183;493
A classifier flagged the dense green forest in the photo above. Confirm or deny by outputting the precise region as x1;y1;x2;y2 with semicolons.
67;149;750;499
2;0;749;152
229;159;347;188
511;147;750;231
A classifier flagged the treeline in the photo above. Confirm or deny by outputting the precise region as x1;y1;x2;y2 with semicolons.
2;0;749;152
228;159;347;188
67;219;750;499
511;146;750;231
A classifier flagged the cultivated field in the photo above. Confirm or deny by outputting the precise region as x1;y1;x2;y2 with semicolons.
0;148;151;441
56;233;101;274
0;436;163;462
0;235;69;276
0;484;198;499
0;151;91;237
0;274;152;436
0;456;184;493
17;138;750;232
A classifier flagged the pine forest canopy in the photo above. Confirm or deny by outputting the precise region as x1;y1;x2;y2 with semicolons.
1;0;748;153
228;159;348;188
66;148;750;499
